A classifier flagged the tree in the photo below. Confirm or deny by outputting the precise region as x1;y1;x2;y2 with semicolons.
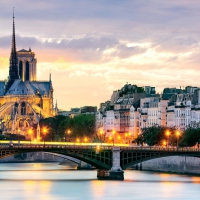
179;127;200;147
134;125;181;147
38;114;96;142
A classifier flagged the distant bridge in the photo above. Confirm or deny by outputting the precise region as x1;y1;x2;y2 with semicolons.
0;143;200;180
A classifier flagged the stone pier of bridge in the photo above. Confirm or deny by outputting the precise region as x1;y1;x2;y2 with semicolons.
97;147;124;180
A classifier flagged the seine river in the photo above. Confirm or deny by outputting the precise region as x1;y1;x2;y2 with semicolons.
0;163;200;200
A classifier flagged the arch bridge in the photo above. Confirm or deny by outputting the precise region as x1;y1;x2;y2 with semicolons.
0;144;200;180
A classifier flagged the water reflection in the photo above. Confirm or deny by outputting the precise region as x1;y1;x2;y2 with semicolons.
0;163;200;200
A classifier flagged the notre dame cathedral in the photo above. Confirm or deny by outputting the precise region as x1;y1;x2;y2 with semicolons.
0;14;57;135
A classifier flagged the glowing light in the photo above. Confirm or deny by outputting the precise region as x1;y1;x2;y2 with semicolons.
166;130;170;136
176;130;180;137
0;140;129;147
43;128;47;134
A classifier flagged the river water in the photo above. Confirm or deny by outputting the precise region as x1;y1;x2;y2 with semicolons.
0;163;200;200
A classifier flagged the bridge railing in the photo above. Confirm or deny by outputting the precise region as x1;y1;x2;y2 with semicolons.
0;143;200;152
121;146;200;152
0;144;114;150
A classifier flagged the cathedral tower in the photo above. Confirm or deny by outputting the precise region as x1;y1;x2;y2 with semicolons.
17;48;37;81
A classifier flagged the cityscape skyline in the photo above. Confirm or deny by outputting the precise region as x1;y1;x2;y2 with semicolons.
1;1;200;110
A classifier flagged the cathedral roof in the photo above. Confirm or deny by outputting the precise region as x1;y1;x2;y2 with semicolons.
5;79;51;96
0;81;5;96
18;49;29;52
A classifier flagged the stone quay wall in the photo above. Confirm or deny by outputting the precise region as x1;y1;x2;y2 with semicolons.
139;156;200;174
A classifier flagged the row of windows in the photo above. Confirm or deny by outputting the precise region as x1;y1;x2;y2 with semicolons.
148;109;158;116
175;109;191;117
19;61;30;80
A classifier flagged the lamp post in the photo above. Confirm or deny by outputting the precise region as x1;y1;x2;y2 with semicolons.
109;136;113;145
42;127;47;146
112;130;116;146
128;132;131;144
163;140;167;148
118;136;121;144
176;130;180;149
99;130;104;145
99;130;103;140
125;133;128;144
28;129;33;145
76;138;80;143
66;129;71;142
166;130;170;147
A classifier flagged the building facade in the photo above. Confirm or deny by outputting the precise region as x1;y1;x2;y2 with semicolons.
0;15;55;135
97;84;200;141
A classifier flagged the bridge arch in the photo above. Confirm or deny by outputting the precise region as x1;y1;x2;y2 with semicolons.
120;150;200;169
0;147;113;170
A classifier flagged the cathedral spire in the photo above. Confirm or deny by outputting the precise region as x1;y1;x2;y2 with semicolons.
9;7;19;82
49;69;51;82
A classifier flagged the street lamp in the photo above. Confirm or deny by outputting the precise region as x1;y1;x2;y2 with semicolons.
166;130;170;147
117;136;121;144
125;133;128;144
28;129;33;144
65;129;71;142
76;138;80;143
112;130;116;146
109;136;113;145
128;132;131;144
163;140;167;147
176;130;180;149
42;127;47;146
99;130;104;144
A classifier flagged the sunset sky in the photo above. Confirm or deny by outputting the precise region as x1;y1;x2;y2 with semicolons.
1;0;200;110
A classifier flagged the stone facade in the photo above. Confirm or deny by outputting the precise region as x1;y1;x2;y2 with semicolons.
0;17;56;135
97;84;200;140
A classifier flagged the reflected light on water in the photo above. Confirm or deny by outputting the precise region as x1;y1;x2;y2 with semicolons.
23;180;52;200
191;176;200;183
0;163;200;199
90;180;106;198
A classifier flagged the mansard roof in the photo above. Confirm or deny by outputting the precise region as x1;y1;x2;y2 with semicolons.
5;79;51;96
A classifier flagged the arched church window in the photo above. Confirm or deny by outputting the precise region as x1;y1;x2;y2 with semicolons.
14;102;19;114
19;120;23;127
24;121;29;128
19;61;23;79
25;61;30;81
21;102;26;115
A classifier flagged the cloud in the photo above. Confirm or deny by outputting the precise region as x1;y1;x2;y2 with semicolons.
0;57;9;69
2;0;200;109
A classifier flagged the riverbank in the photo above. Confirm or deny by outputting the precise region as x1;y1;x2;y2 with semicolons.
133;156;200;175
